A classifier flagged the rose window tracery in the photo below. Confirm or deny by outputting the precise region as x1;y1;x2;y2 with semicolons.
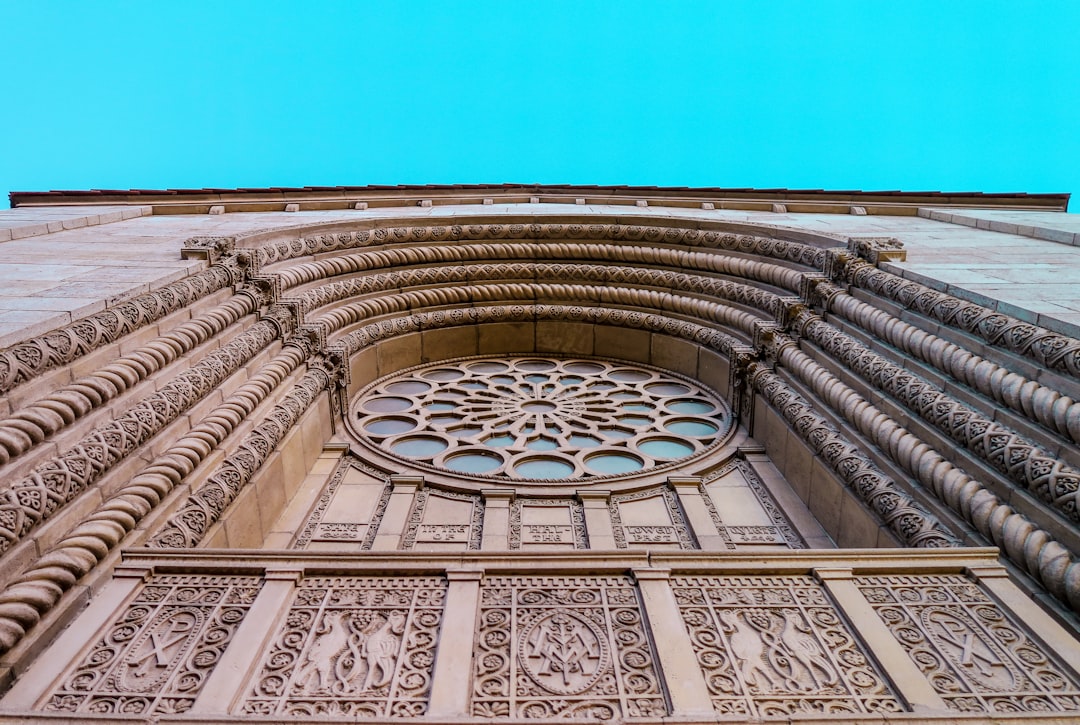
348;357;732;481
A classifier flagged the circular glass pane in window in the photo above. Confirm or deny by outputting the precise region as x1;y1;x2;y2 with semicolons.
350;357;731;482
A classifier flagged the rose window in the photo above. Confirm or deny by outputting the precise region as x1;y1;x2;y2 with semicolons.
348;357;732;481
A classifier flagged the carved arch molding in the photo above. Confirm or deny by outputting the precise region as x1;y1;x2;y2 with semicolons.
0;214;1079;669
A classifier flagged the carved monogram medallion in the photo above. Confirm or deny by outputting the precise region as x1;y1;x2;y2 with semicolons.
858;575;1080;713
44;575;259;715
243;576;445;717
672;575;901;717
474;575;665;719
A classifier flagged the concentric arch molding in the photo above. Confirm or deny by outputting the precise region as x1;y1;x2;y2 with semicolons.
345;355;736;493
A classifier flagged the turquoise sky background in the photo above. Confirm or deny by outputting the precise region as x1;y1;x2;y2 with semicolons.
2;1;1078;209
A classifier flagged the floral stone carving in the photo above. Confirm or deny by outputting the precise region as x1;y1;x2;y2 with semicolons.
473;575;665;719
44;575;259;715
672;575;901;717
242;576;445;717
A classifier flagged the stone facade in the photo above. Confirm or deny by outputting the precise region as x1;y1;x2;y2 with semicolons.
0;185;1078;723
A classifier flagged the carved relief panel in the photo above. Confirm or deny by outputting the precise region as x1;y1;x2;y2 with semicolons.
44;575;260;716
509;498;587;549
703;462;803;548
473;575;666;719
858;574;1080;713
672;575;901;717
242;576;446;717
610;487;694;549
403;489;483;551
294;457;388;550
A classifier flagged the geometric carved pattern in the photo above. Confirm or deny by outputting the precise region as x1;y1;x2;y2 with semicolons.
673;574;902;717
672;575;902;717
242;577;446;717
473;575;666;719
858;575;1080;713
44;575;260;716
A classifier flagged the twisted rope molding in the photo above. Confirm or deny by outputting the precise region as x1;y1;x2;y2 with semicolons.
796;311;1080;524
814;281;1080;445
0;344;307;655
846;259;1080;380
275;242;805;294
148;366;332;548
769;333;1080;611
0;321;278;554
0;294;259;467
0;263;239;395
255;223;828;271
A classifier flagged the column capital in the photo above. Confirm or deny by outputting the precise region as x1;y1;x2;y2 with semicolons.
667;476;703;490
576;489;611;502
813;566;854;581
481;488;515;502
446;568;484;582
390;475;424;492
633;567;673;582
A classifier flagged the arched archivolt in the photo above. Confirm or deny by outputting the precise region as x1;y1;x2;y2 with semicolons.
0;213;1079;664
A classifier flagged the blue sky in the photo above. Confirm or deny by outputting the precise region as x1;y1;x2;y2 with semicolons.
2;1;1078;209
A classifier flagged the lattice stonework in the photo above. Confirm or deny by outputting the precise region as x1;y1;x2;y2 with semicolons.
671;575;901;717
349;357;731;482
242;576;446;717
858;574;1080;713
474;575;666;719
45;575;260;716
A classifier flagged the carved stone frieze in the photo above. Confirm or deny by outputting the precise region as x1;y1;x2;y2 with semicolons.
473;575;665;718
44;574;259;715
0;321;278;554
858;574;1080;713
672;575;901;716
0;265;237;395
748;364;957;548
846;260;1080;380
242;576;445;717
149;367;330;548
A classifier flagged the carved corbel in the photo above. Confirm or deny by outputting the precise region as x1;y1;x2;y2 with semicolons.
847;236;907;264
261;302;302;340
727;344;758;424
180;235;235;262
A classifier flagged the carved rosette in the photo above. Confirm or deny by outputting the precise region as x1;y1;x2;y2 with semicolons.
44;575;259;715
242;576;445;717
473;575;665;719
672;575;901;717
858;575;1080;712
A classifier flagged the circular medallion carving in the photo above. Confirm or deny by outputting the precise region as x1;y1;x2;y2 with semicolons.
348;357;732;482
518;610;609;695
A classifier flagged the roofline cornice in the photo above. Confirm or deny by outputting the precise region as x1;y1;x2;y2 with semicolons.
8;183;1071;214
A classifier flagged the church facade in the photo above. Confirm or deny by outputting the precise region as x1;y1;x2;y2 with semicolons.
0;185;1078;722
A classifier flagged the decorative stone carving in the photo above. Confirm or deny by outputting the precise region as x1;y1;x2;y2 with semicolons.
0;264;236;395
609;486;696;549
672;575;901;716
0;321;278;555
473;575;666;718
149;367;331;548
402;488;483;550
44;574;259;715
242;576;445;717
702;460;804;548
508;498;588;550
858;574;1080;712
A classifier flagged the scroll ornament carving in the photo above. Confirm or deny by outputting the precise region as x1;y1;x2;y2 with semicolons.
293;456;389;549
0;264;236;395
149;367;330;548
748;364;957;548
608;487;696;549
0;294;258;467
0;321;277;555
798;312;1080;523
673;575;901;716
45;575;259;715
243;577;444;717
508;499;587;550
846;261;1080;380
255;223;827;272
858;574;1080;712
474;576;665;718
401;489;483;550
0;345;308;656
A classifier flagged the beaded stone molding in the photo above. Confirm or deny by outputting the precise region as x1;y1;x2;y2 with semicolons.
346;357;733;484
